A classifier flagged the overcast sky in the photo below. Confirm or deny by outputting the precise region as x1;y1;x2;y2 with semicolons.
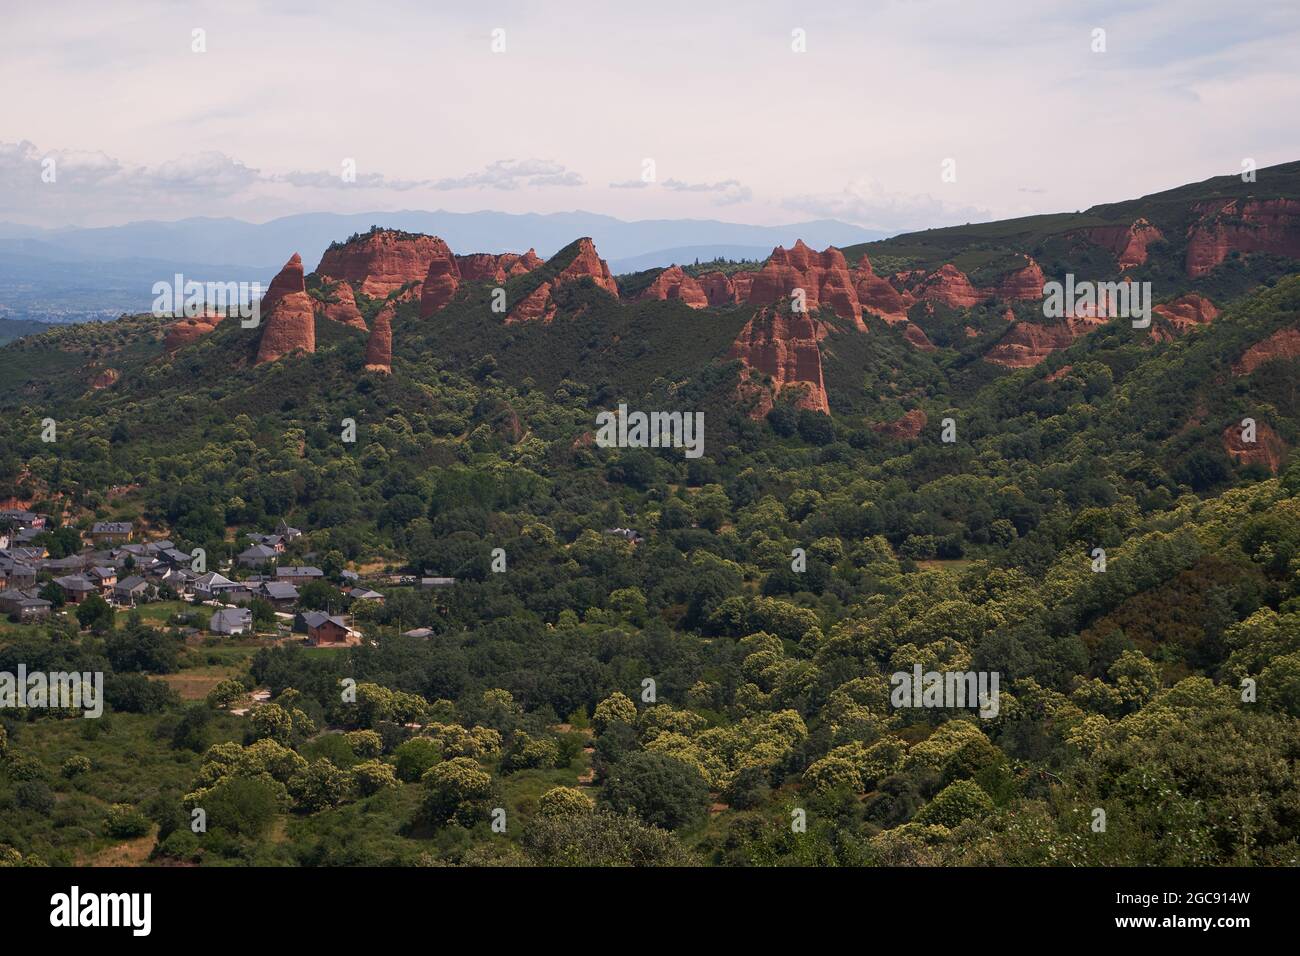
3;0;1298;231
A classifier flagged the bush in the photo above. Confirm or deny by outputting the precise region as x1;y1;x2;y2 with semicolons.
394;737;443;782
600;752;709;830
104;803;151;838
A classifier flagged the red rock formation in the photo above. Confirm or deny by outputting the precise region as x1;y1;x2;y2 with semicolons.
364;303;393;374
983;321;1081;368
163;311;226;351
316;280;366;330
990;256;1047;301
1076;218;1164;270
89;367;119;389
456;249;545;283
255;254;316;365
902;323;936;351
1150;293;1219;340
697;271;739;307
748;240;862;326
1233;325;1300;375
871;408;927;440
638;266;708;309
854;255;913;323
1222;420;1286;473
731;272;755;301
728;306;829;417
1185;199;1300;278
418;244;462;317
316;231;451;297
915;263;983;309
1045;364;1073;382
554;238;619;296
506;281;557;325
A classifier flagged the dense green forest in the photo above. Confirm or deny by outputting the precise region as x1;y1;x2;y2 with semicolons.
2;170;1299;867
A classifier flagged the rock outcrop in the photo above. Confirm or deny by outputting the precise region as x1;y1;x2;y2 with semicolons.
418;244;463;317
553;238;619;296
506;281;557;325
728;306;830;417
89;367;119;389
1076;218;1164;270
255;253;316;365
1185;199;1300;278
697;271;740;307
315;280;367;330
747;241;862;326
1222;420;1286;473
871;408;927;440
983;319;1097;368
364;303;393;374
1150;293;1219;340
854;255;913;323
637;265;708;309
163;310;226;351
990;256;1047;301
316;230;451;298
457;249;544;282
1233;325;1300;376
915;263;983;310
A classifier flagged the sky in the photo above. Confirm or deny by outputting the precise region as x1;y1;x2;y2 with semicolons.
2;0;1299;232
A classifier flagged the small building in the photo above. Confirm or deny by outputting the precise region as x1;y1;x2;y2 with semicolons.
420;576;456;589
303;611;353;646
275;566;323;585
347;587;385;603
53;573;97;604
193;571;241;600
113;575;151;605
159;547;193;569
90;521;133;545
210;607;253;635
261;581;300;609
0;558;37;591
275;519;303;542
238;543;279;567
89;566;117;594
0;588;52;621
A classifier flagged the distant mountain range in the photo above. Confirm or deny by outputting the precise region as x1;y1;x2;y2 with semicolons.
0;211;887;323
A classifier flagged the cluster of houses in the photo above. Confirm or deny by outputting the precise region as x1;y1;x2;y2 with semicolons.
0;513;384;647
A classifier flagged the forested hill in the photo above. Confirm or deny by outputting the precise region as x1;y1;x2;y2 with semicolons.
1;166;1298;867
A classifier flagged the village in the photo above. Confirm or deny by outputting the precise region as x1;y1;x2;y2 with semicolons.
0;508;454;646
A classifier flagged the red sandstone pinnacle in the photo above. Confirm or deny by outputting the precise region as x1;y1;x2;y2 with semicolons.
364;303;393;373
638;265;709;308
554;238;619;296
255;253;316;365
418;244;462;317
728;305;830;418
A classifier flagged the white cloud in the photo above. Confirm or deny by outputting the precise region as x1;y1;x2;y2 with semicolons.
783;177;991;232
431;159;585;191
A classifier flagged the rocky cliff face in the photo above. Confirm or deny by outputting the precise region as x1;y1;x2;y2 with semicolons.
983;318;1102;368
747;240;863;326
364;303;393;374
1222;419;1286;473
255;253;316;365
1076;218;1164;270
854;254;913;323
697;271;740;307
553;238;619;296
1233;325;1300;375
457;250;544;283
1185;199;1300;277
638;265;708;308
418;243;463;317
506;281;557;325
315;280;367;330
990;257;1047;301
915;263;984;309
728;306;830;418
1150;292;1219;340
316;231;451;298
